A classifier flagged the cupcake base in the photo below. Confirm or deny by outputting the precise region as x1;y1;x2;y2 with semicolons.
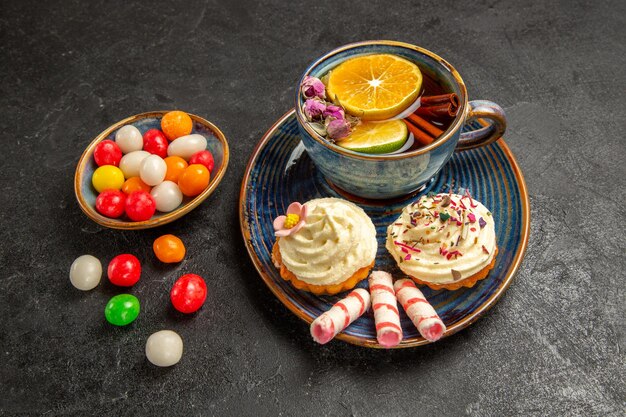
272;242;374;295
407;247;499;291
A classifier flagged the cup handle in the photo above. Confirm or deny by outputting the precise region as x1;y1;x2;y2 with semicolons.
456;100;507;151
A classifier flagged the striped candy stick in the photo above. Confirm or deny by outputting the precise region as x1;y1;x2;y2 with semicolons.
368;271;403;347
394;279;446;342
310;288;370;345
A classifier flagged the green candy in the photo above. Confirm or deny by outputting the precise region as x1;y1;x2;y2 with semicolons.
105;294;140;326
439;212;451;222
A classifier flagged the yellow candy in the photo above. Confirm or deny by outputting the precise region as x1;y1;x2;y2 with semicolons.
284;214;300;229
92;165;125;193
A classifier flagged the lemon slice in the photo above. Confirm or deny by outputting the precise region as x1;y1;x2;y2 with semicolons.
326;54;422;121
336;120;408;154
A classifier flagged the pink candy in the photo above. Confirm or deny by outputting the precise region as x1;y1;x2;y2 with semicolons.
369;271;402;347
310;289;370;344
394;279;446;342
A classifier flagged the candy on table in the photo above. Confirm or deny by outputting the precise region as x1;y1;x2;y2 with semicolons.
310;288;370;345
150;181;183;212
122;177;151;195
69;255;102;291
107;254;141;286
189;150;214;173
125;190;156;221
145;330;183;367
178;164;210;197
170;274;207;313
167;134;207;160
142;129;168;158
153;234;186;263
163;156;188;182
161;110;193;141
93;140;122;167
119;150;150;179
92;165;125;193
115;125;143;153
394;279;446;342
139;154;167;186
368;271;403;347
95;189;126;218
105;294;140;326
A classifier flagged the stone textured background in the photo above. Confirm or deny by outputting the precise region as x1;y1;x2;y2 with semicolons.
1;0;624;415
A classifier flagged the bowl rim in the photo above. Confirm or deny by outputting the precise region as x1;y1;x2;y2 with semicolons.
74;110;229;230
295;40;469;161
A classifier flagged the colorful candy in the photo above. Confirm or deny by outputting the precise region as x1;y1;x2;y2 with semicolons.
121;177;151;195
107;254;142;286
95;189;126;218
115;125;143;153
163;156;188;183
125;190;156;221
69;255;102;291
139;154;167;186
394;279;446;342
310;288;370;344
153;234;186;263
93;140;122;167
119;150;150;179
189;150;214;173
368;271;403;347
142;129;168;158
150;181;183;212
161;111;193;141
167;134;207;160
170;274;207;313
105;294;140;326
145;330;183;367
178;164;210;197
92;165;125;193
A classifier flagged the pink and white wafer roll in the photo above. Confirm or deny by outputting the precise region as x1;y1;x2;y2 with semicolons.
394;279;446;342
310;288;370;344
368;271;403;347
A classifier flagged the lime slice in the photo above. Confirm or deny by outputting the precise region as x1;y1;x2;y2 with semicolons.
336;120;408;154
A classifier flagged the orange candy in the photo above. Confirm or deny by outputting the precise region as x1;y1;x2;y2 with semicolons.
178;164;210;197
122;177;151;194
153;234;186;263
164;156;188;183
161;111;193;141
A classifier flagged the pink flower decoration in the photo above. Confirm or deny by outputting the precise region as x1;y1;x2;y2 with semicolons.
303;99;327;121
273;202;308;237
300;76;326;99
326;118;351;140
322;104;345;121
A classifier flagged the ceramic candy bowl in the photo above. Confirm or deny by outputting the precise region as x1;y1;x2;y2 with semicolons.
75;111;229;230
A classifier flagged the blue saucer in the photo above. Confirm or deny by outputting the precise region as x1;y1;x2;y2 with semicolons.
240;110;530;348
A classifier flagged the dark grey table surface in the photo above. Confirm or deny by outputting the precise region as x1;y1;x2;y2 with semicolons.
1;0;624;415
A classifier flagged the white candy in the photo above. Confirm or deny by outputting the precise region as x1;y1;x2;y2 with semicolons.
151;181;183;212
139;155;166;186
119;150;149;179
145;330;183;367
167;134;207;160
115;125;143;154
69;255;102;291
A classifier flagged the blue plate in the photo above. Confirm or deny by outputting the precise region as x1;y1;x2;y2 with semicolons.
240;110;530;348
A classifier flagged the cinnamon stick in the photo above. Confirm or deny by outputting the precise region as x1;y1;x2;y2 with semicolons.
420;93;460;108
406;113;444;138
404;120;434;146
415;103;459;118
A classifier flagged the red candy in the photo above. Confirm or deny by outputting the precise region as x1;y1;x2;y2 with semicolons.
170;274;207;314
94;140;122;167
125;190;156;221
143;129;168;158
95;189;126;218
189;150;214;173
107;254;141;286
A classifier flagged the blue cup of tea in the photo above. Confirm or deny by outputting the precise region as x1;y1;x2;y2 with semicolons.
295;40;507;200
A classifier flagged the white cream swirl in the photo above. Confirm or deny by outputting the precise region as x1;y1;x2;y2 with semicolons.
386;193;496;284
278;198;377;286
